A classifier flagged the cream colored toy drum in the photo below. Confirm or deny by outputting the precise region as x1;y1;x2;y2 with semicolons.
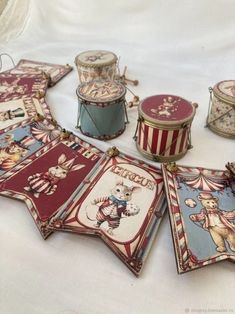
207;80;235;138
75;50;117;83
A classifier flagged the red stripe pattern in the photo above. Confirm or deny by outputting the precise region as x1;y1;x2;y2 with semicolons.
138;121;190;158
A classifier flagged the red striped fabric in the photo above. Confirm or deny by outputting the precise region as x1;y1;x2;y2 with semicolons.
138;122;190;158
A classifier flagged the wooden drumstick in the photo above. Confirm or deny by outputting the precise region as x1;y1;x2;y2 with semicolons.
119;66;139;86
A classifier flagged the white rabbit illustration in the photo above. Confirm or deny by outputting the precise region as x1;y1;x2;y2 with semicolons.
88;179;141;235
24;153;85;198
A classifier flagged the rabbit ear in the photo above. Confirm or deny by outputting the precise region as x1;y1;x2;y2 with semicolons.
58;154;67;164
115;178;124;186
71;164;85;172
130;186;141;193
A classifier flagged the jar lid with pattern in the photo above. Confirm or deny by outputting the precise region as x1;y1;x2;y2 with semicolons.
77;80;126;104
213;80;235;105
75;50;117;68
139;94;196;127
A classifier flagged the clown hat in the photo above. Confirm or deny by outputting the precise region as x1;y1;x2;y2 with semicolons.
198;192;217;200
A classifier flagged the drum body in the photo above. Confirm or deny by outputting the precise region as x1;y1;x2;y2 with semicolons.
207;80;235;138
135;95;197;162
75;50;117;83
77;80;127;140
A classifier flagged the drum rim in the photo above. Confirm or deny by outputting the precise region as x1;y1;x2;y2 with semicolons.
138;94;197;126
79;125;126;141
76;79;126;103
139;117;193;129
136;142;188;162
207;122;235;139
213;80;235;106
75;50;117;68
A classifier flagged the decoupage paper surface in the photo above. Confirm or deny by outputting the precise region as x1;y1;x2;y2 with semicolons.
0;118;61;179
0;72;48;101
14;59;73;86
0;118;102;238
50;153;167;275
162;163;235;274
0;96;51;129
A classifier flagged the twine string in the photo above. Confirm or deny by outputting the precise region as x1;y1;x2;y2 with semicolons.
0;53;15;72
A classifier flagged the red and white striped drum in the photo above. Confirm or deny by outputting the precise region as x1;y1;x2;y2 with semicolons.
134;95;197;162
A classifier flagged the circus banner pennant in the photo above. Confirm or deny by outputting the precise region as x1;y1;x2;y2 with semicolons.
49;148;167;276
0;117;103;238
12;59;73;86
162;162;235;274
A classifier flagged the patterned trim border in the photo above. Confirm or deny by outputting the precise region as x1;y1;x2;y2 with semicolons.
0;116;35;135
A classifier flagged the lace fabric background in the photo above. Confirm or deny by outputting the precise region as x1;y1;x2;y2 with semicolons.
0;0;30;44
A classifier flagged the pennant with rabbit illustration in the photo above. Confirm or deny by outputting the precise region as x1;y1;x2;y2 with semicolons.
0;121;103;238
49;150;167;276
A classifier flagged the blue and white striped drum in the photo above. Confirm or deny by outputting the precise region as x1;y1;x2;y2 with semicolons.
76;80;128;140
